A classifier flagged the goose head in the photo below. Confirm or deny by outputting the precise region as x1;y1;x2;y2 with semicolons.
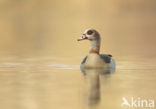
77;29;101;42
77;29;101;54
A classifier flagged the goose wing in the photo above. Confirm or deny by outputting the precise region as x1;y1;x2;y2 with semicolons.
99;54;112;63
81;56;88;64
80;56;88;75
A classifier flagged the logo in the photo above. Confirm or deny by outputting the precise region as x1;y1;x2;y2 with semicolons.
121;97;154;108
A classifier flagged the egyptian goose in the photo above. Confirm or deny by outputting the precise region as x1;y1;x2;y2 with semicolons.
77;29;115;69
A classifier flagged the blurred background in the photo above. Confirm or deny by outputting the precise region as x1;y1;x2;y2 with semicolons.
0;0;156;59
0;1;156;109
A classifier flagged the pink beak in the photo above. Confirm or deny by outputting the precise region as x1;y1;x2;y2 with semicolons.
77;34;88;41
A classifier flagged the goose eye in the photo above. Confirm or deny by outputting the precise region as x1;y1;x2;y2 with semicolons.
87;30;93;35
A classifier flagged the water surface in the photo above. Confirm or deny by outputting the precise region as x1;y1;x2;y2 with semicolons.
0;54;155;109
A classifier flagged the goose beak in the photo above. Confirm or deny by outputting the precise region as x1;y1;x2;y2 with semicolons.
77;34;88;41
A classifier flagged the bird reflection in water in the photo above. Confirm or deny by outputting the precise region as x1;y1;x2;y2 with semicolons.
81;67;115;106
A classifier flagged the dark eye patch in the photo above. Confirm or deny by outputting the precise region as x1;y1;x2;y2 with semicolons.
87;30;93;35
